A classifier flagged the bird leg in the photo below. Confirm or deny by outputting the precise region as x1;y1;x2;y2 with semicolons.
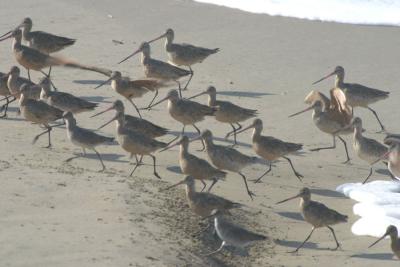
200;180;207;192
283;156;303;181
150;154;161;179
0;96;10;118
310;136;336;152
238;172;255;200
146;89;158;110
93;148;106;172
225;123;238;146
40;70;58;91
32;125;52;148
291;227;315;253
204;241;226;256
127;98;142;118
192;222;211;237
207;178;219;192
193;124;205;151
337;136;351;164
251;162;272;183
26;68;31;81
129;155;142;177
327;226;341;250
362;167;373;184
175;80;183;99
183;66;194;91
367;107;385;132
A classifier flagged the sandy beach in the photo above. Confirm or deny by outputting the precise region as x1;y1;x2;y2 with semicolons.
1;0;400;266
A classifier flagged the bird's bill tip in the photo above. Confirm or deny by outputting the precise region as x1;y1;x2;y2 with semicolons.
118;49;141;64
90;106;114;118
0;31;12;41
161;180;185;191
276;194;300;204
97;115;117;130
148;33;166;43
288;105;314;118
147;95;169;109
234;123;254;136
368;234;387;248
312;71;335;85
186;91;206;100
94;77;112;89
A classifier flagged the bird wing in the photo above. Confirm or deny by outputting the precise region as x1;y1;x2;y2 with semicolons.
329;88;352;125
304;90;330;110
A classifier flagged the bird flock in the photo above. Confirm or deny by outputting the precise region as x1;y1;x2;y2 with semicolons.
0;17;399;260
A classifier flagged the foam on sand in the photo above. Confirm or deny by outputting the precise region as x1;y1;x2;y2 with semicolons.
337;180;400;237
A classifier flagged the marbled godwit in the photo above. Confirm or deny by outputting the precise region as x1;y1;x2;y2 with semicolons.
203;209;266;256
63;112;113;171
345;117;387;183
193;129;256;199
39;77;97;113
369;225;400;260
149;28;219;91
235;119;303;182
91;100;169;138
95;71;166;117
0;29;111;80
98;110;166;178
17;83;63;147
371;134;400;180
148;89;216;151
16;17;76;54
163;176;242;218
313;66;389;132
7;66;35;97
0;72;13;118
160;135;227;192
188;86;257;145
118;42;191;98
289;89;353;163
276;187;348;252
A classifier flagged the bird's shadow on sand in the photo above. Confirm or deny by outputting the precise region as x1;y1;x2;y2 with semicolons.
166;165;182;174
218;91;275;98
67;153;128;163
73;79;106;85
351;253;395;261
311;188;346;199
276;212;304;221
376;168;394;178
81;95;112;104
168;131;252;148
275;239;332;251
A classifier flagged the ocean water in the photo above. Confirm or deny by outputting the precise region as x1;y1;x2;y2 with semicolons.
337;181;400;237
195;0;400;26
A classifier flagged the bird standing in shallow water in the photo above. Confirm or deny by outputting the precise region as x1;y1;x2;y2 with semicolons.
313;66;389;132
276;187;348;252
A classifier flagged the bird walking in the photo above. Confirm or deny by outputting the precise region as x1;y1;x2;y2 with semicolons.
235;118;304;182
188;86;257;145
64;112;113;171
276;188;348;252
313;66;389;132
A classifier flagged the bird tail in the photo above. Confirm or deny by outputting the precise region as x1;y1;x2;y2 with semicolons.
105;136;115;143
48;56;112;77
212;48;220;54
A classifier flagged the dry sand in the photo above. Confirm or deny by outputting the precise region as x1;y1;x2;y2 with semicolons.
1;0;400;266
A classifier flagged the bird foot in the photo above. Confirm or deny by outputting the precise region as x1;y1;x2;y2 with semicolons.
154;172;161;179
341;160;351;165
249;178;263;184
248;191;256;200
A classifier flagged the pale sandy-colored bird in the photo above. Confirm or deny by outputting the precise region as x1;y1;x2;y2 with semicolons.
0;72;13;118
98;110;167;178
118;42;191;98
40;77;97;113
17;83;63;147
160;135;227;192
64;112;113;171
372;134;400;180
369;225;400;260
193;129;256;199
313;66;389;132
148;89;217;151
91;100;169;138
95;71;168;116
203;209;266;256
289;89;353;163
236;118;303;182
149;28;219;90
188;86;257;145
277;187;348;252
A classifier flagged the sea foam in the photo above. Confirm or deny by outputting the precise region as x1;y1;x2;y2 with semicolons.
195;0;400;26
